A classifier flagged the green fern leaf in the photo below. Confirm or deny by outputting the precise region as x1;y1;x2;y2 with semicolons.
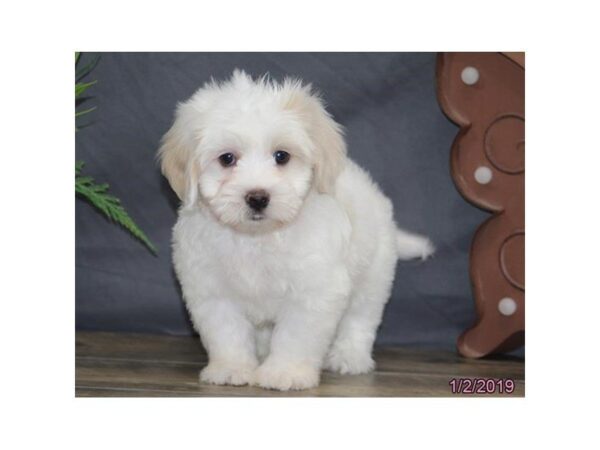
76;53;100;82
75;80;97;99
75;106;97;118
75;161;157;254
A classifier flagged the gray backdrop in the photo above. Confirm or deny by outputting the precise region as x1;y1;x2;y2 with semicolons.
75;52;490;350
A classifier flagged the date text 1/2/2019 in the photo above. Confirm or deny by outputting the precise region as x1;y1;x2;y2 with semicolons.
449;378;516;394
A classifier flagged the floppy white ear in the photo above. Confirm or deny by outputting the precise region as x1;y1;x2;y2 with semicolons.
283;84;347;194
310;101;347;194
157;104;200;205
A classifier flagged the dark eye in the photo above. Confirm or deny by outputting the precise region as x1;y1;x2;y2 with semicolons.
274;150;290;165
218;152;236;167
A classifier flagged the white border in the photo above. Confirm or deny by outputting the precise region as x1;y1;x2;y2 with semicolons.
2;0;599;448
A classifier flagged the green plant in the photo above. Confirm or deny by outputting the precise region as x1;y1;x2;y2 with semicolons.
75;52;99;128
75;52;156;254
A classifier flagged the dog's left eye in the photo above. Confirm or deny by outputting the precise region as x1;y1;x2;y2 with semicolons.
273;150;290;165
218;152;237;167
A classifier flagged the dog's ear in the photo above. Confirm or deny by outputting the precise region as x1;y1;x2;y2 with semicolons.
310;100;347;194
157;103;200;205
283;83;347;194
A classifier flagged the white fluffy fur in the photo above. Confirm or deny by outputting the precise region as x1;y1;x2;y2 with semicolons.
158;70;434;391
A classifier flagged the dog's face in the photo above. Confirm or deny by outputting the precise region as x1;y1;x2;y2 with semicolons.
159;70;347;233
194;94;316;233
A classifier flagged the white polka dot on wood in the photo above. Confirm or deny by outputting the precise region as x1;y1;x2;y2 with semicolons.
474;166;493;184
461;66;479;85
498;297;517;316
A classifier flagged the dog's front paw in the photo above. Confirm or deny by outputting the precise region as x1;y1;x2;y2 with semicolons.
199;361;256;386
252;360;320;391
324;349;375;375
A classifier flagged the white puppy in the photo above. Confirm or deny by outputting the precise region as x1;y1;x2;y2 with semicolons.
158;70;434;391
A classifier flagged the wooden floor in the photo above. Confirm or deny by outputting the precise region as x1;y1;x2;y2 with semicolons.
76;332;524;397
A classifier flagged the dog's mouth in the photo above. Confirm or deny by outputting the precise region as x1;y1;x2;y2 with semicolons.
250;213;265;221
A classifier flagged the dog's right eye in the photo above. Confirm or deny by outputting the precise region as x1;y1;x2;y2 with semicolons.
218;153;237;167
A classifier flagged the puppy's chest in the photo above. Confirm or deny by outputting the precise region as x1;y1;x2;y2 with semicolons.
215;236;296;303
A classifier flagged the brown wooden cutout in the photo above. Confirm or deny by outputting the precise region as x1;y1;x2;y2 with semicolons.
436;52;525;358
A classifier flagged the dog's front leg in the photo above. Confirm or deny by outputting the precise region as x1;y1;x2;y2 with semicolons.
191;299;258;386
252;293;347;391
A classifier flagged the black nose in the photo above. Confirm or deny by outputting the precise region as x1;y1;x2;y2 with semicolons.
245;190;270;211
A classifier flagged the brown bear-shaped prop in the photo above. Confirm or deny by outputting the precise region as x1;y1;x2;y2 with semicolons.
436;52;524;358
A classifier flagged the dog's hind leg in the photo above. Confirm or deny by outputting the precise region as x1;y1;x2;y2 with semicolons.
324;226;434;374
324;240;399;375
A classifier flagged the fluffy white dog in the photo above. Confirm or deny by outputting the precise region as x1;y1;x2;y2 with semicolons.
158;70;434;391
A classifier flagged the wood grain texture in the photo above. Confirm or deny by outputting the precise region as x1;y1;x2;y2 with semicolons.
76;332;524;397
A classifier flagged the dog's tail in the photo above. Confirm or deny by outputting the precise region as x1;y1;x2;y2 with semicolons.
396;227;435;261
